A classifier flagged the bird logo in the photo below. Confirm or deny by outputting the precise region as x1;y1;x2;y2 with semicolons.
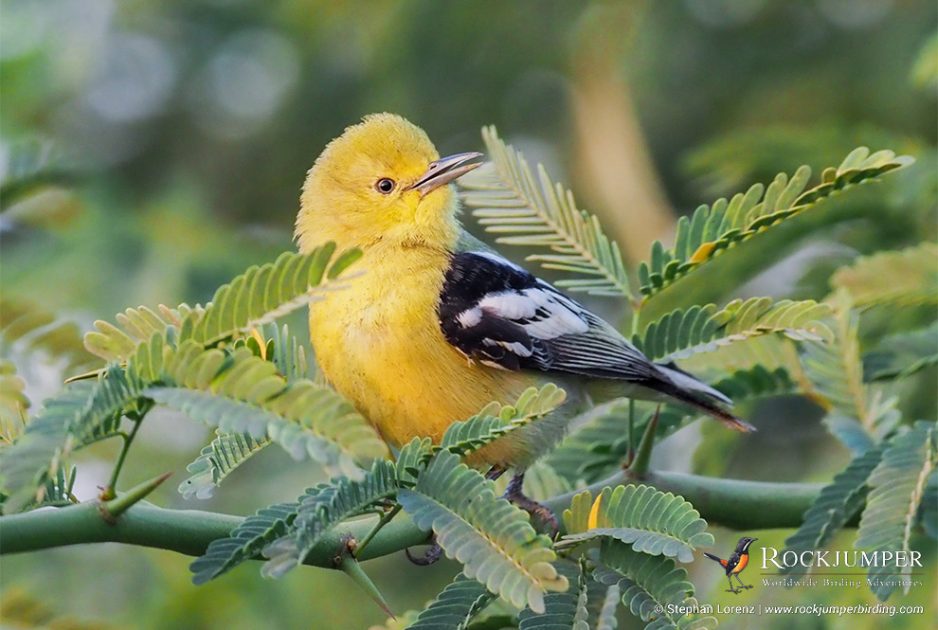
704;536;758;594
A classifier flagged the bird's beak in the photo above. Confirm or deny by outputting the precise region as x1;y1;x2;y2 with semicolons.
408;152;484;197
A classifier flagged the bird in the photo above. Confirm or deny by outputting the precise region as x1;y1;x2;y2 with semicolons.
704;537;758;593
295;113;753;541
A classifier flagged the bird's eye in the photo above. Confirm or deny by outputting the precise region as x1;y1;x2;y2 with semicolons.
375;178;396;194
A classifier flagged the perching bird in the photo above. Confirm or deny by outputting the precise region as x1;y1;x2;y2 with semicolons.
296;113;752;534
704;536;758;593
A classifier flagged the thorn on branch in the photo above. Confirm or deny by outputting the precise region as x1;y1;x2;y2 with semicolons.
98;471;172;524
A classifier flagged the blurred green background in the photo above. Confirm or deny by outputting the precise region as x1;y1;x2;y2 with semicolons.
1;1;936;628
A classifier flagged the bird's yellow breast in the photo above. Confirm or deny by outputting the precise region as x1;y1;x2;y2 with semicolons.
308;245;533;458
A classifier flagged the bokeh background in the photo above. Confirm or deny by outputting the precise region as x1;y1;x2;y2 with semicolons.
1;1;936;628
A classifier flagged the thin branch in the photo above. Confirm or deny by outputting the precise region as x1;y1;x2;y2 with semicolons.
0;470;827;570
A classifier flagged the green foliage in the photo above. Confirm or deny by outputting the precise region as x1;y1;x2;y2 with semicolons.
439;384;566;457
592;542;715;630
190;501;297;584
145;345;389;480
459;127;631;298
0;299;96;375
831;242;938;309
561;486;713;563
263;461;399;577
84;304;200;363
407;574;494;630
179;430;271;500
189;245;362;345
637;147;912;299
398;451;567;613
801;293;899;453
0;359;29;437
0;140;74;211
781;447;884;575
517;560;590;630
634;297;831;363
856;422;937;600
864;323;938;381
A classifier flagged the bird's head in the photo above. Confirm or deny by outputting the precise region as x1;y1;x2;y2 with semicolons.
296;113;482;252
737;537;758;552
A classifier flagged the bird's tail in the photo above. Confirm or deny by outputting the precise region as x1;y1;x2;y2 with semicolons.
703;552;724;564
650;362;756;433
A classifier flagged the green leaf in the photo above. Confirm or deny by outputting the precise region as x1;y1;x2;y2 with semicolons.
189;244;359;345
864;322;938;381
408;574;494;630
263;462;398;577
0;298;96;375
190;501;298;584
561;486;713;563
460;126;631;298
144;346;389;480
781;447;883;575
179;430;270;500
439;384;566;458
518;560;589;630
856;421;937;600
832;243;938;309
637;147;913;298
0;364;140;512
398;451;567;613
592;542;715;630
0;139;74;211
84;304;199;363
801;293;899;453
0;359;29;438
634;298;832;363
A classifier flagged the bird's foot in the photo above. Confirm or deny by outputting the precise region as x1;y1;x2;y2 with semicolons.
405;537;443;566
726;588;740;594
504;473;559;538
742;584;753;590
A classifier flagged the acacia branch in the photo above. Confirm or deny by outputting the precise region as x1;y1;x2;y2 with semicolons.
0;469;825;569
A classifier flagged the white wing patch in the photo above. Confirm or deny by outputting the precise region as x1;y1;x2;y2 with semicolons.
468;287;589;341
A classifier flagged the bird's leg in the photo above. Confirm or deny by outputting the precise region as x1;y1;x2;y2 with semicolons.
735;574;752;590
486;465;507;481
405;543;443;566
406;466;508;565
503;472;559;537
725;575;739;594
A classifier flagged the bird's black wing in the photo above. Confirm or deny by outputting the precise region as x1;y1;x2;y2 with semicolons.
437;251;658;380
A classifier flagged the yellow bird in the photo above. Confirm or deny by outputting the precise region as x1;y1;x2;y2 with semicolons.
296;113;751;537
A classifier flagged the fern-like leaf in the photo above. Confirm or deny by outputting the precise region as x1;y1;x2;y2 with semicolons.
262;461;398;578
0;359;29;439
856;421;937;600
1;299;96;374
408;574;494;630
189;245;361;345
635;298;831;363
561;486;713;563
831;242;938;309
459;126;631;298
179;430;270;500
592;542;715;630
802;293;898;453
781;447;883;575
397;450;567;613
84;304;199;363
439;384;566;457
144;346;388;479
637;147;913;298
864;323;938;381
190;501;298;584
518;560;589;630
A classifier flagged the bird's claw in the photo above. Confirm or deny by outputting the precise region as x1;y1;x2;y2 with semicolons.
504;472;560;538
405;538;443;566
